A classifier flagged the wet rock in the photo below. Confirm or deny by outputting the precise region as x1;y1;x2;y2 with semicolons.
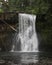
0;60;5;65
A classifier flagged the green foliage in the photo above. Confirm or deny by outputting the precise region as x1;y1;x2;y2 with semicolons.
0;9;3;13
0;0;50;14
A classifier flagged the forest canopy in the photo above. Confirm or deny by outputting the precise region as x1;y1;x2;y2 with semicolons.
0;0;51;14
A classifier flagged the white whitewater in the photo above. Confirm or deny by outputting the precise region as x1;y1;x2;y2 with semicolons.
18;13;38;52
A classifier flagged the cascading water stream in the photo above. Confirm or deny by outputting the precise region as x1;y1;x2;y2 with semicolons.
11;13;38;52
18;13;38;52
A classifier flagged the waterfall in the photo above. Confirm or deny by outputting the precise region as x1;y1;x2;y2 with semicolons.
18;13;38;52
10;13;38;52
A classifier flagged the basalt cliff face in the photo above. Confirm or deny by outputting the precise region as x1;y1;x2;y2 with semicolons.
0;12;18;51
